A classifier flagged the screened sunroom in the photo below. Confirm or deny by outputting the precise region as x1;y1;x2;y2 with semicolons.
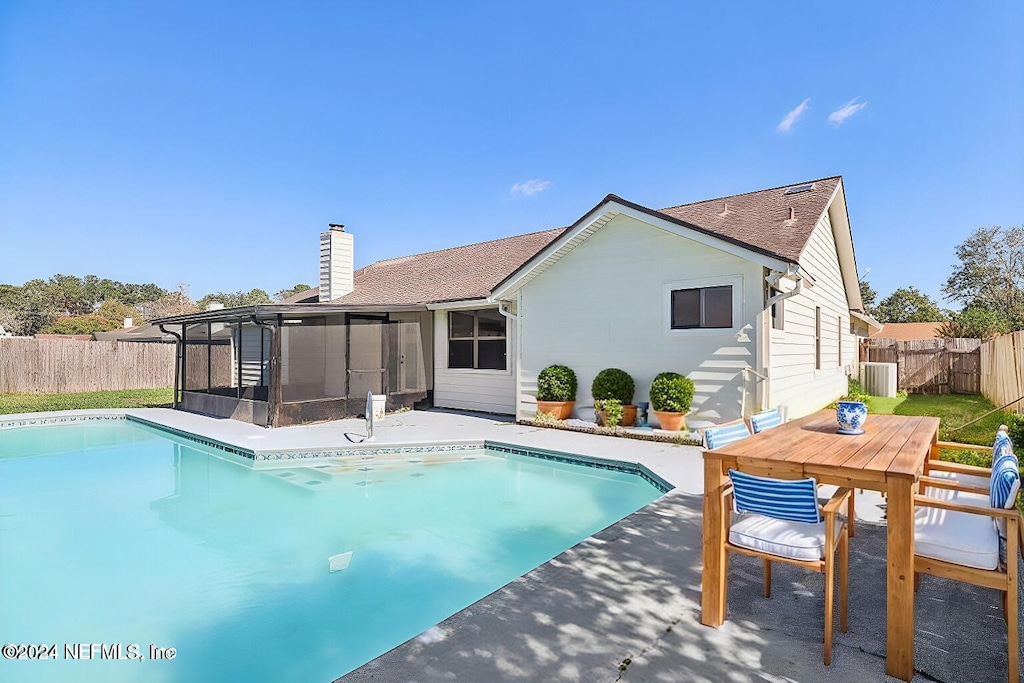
150;304;428;427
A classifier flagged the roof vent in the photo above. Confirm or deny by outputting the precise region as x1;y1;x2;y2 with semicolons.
784;183;814;195
788;207;796;220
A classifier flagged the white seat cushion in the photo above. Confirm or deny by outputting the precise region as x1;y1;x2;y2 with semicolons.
915;505;999;570
925;485;990;509
928;469;989;490
729;514;841;562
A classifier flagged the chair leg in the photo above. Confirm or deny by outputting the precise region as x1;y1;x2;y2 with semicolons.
763;559;772;598
1007;525;1019;683
1018;512;1023;560
847;492;856;538
824;546;835;665
839;527;849;633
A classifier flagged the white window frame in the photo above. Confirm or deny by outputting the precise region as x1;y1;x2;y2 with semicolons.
446;308;510;373
663;275;744;337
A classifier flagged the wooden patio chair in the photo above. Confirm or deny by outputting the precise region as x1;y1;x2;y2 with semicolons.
723;469;852;665
915;429;1021;683
703;420;751;450
924;427;1024;559
748;407;783;434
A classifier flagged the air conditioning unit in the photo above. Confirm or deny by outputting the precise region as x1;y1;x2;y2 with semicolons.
860;362;897;398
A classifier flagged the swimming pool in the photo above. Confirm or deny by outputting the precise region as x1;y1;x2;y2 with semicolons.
0;419;663;682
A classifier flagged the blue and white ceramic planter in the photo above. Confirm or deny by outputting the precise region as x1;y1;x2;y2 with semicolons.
836;400;868;435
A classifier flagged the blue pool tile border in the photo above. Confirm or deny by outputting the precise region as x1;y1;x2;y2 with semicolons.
254;442;482;461
126;415;258;460
0;413;127;430
485;441;673;493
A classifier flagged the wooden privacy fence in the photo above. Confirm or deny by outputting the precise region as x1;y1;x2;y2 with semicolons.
859;337;981;394
0;338;175;394
980;331;1024;413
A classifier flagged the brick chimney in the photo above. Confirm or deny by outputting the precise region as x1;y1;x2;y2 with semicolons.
319;224;354;302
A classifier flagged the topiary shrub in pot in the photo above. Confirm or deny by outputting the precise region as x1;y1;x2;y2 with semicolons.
592;368;637;427
649;372;695;431
536;364;577;420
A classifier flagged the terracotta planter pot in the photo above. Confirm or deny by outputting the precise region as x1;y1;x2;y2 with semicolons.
537;400;575;420
654;410;687;432
598;404;638;427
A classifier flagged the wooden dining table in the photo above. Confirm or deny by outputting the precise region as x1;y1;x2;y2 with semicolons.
701;410;940;682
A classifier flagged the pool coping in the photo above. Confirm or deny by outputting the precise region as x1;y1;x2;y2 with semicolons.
0;410;675;495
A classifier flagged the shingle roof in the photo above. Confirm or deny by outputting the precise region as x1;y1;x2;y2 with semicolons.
311;177;843;306
307;228;566;306
656;176;842;263
869;322;943;341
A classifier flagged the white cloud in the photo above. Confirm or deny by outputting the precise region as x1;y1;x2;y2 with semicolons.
510;179;552;197
828;98;868;127
777;98;811;133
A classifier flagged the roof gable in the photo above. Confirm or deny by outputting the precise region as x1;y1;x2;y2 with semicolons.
492;178;844;300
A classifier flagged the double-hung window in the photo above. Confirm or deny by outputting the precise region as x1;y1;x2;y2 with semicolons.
448;309;507;370
671;285;733;329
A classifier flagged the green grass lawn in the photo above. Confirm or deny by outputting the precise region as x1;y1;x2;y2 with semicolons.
866;393;1007;447
866;392;1023;512
0;388;174;415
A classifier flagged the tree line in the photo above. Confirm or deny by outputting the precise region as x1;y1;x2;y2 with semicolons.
0;275;311;336
860;224;1023;340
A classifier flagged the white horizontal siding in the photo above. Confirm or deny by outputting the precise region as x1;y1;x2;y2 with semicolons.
432;308;516;414
768;208;852;417
516;213;762;423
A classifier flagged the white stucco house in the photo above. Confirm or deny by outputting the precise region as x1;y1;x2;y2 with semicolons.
152;176;873;427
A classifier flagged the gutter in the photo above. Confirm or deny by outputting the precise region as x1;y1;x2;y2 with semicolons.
765;263;813;310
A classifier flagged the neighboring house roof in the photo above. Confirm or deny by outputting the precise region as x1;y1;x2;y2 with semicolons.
33;334;93;341
869;322;943;341
309;228;566;306
94;324;174;342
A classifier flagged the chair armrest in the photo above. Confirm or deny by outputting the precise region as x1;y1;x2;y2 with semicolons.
919;475;990;496
914;494;1020;519
936;440;994;454
821;487;853;516
925;460;992;476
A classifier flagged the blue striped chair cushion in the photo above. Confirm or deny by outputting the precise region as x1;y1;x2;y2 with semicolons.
728;469;822;524
989;443;1020;510
750;408;783;434
993;430;1012;457
705;422;751;449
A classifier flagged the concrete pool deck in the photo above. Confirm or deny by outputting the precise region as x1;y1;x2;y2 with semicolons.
3;407;1017;681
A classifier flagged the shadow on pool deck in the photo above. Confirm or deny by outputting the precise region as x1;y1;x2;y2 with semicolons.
339;492;1022;683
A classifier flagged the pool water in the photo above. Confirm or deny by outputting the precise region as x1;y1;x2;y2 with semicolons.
0;420;661;682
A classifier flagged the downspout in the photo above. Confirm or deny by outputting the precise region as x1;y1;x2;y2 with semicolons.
495;301;518;323
495;300;521;419
159;324;183;409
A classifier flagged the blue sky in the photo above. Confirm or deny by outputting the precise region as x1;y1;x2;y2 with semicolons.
1;1;1021;306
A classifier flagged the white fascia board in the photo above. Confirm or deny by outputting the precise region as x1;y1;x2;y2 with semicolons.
426;299;494;311
811;180;862;311
490;206;619;301
850;309;883;332
491;199;793;300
